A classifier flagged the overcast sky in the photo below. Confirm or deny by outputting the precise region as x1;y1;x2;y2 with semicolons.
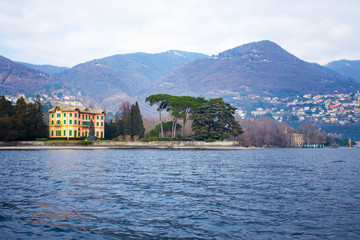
0;0;359;67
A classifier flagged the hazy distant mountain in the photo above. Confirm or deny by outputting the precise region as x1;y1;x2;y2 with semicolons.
17;62;69;75
54;50;208;110
325;60;360;82
0;55;62;96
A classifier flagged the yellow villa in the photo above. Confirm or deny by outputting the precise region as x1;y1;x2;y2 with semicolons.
48;105;106;139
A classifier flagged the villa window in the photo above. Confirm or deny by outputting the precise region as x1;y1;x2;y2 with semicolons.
64;130;66;136
64;113;66;117
97;116;99;119
69;130;72;136
70;120;72;124
64;120;66;124
70;113;72;117
52;114;54;118
57;113;61;117
51;120;54;125
97;122;99;126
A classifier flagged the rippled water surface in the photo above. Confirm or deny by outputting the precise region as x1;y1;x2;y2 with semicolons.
1;148;360;239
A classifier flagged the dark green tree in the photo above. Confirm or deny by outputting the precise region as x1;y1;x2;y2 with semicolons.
122;105;132;136
145;94;172;137
0;96;13;117
191;98;243;140
0;96;14;141
12;96;28;140
105;120;118;139
131;102;145;138
33;95;48;139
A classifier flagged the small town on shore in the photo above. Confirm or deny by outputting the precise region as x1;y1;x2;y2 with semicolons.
0;92;359;149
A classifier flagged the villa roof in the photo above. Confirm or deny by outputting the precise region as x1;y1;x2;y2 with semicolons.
48;105;106;114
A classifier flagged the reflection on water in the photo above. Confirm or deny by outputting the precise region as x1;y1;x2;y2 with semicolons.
1;148;360;239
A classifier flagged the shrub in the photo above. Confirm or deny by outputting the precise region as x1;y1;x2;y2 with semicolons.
205;138;216;142
142;137;158;142
124;135;132;142
36;138;48;141
158;137;175;141
133;135;139;142
182;138;193;141
148;129;159;137
80;140;93;145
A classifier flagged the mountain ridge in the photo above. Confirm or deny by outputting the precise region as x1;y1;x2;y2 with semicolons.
1;41;360;114
156;41;359;99
325;59;360;82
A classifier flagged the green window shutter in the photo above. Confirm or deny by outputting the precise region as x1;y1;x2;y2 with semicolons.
75;120;77;124
64;120;66;124
51;120;54;125
96;131;99;137
69;130;72;136
51;131;54;136
56;130;61;136
75;113;77;117
70;120;72;124
97;122;99;126
64;130;66;136
97;116;99;119
101;122;103;126
70;113;72;117
64;113;66;117
52;114;54;118
101;116;103;120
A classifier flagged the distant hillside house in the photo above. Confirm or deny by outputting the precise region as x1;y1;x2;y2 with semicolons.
48;105;106;139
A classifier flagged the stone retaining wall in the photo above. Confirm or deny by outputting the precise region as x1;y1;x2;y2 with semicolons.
0;141;244;149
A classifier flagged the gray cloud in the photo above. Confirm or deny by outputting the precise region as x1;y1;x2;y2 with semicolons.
0;0;359;66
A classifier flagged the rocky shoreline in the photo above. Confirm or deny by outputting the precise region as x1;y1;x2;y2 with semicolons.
0;141;251;150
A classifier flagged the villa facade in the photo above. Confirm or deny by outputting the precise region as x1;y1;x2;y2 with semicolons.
48;105;106;139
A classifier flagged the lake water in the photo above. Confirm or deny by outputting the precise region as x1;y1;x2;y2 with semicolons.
0;148;359;239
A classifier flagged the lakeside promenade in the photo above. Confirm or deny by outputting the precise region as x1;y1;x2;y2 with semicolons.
0;141;249;150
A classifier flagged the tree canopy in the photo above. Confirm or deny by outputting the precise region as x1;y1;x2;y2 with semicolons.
191;98;243;140
105;101;145;139
146;94;243;141
0;95;48;141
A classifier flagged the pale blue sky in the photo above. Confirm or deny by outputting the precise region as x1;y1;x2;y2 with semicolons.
0;0;359;67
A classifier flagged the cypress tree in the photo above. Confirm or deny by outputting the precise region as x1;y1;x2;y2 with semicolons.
33;95;48;138
0;95;13;117
122;105;132;136
12;96;28;140
131;102;145;138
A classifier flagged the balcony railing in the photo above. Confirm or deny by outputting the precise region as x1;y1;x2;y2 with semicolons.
82;121;90;128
